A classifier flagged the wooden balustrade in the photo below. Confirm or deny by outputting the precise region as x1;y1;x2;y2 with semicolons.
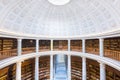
104;50;120;61
0;49;17;60
22;47;36;54
86;47;99;55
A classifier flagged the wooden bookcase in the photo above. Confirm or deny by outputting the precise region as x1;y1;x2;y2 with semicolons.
39;56;50;80
0;38;17;60
39;40;50;51
0;64;16;80
106;65;120;80
71;40;82;52
86;59;100;80
21;58;35;80
71;56;82;80
104;37;120;61
53;40;68;51
22;39;36;54
86;39;99;55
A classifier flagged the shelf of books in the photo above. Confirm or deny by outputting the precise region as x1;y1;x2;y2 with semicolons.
86;59;100;80
0;63;16;80
53;40;68;51
104;37;120;61
21;58;35;80
39;56;50;80
86;39;99;55
71;56;82;80
71;40;82;52
22;39;36;54
39;40;51;52
0;38;17;60
106;65;120;80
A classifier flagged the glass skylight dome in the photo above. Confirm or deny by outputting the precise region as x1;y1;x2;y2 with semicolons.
48;0;70;5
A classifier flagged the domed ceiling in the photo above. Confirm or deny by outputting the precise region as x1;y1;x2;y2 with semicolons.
0;0;120;37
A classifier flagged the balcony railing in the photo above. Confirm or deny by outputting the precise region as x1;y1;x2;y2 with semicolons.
0;47;120;61
0;49;17;60
22;47;36;54
104;50;120;61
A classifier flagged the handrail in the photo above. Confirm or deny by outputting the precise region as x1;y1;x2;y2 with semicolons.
0;48;120;61
0;51;120;71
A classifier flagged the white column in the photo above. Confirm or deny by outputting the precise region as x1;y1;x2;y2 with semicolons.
36;39;39;53
99;38;104;57
68;55;71;80
50;55;53;80
35;39;39;80
16;39;22;80
100;62;106;80
51;39;53;51
82;39;86;80
99;38;106;80
16;62;21;80
35;57;39;80
17;38;22;56
68;39;71;51
68;39;71;80
50;39;54;80
82;39;85;53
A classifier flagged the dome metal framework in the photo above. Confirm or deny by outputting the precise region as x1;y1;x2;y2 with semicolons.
0;0;120;37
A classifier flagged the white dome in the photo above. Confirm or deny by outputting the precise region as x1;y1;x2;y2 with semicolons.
0;0;120;37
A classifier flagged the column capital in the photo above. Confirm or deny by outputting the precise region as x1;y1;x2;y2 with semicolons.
99;38;104;41
17;38;22;41
36;39;39;41
82;39;86;41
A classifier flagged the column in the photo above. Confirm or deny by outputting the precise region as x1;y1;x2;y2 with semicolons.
82;39;85;53
35;39;39;80
100;62;106;80
68;39;71;80
16;62;21;80
68;55;71;80
50;55;53;80
51;39;53;51
16;39;22;80
82;39;86;80
99;38;104;56
99;38;106;80
36;39;39;53
17;38;22;56
68;39;71;51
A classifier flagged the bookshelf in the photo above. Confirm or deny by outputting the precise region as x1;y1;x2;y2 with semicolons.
39;40;50;51
71;40;82;52
21;58;35;80
104;37;120;61
106;65;120;80
86;39;99;55
0;64;16;80
22;39;36;54
53;40;68;51
86;59;100;80
0;38;17;60
39;56;50;80
71;56;82;80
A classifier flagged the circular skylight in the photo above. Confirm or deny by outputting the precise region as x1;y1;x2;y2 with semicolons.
48;0;70;5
